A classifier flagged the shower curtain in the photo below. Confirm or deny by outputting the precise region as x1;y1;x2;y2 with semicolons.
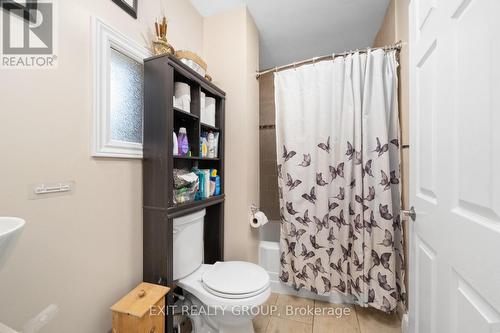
275;49;405;312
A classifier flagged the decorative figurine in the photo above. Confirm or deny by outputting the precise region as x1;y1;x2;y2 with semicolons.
152;16;174;56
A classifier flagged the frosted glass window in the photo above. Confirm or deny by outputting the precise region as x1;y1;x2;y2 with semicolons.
109;47;144;144
92;17;149;158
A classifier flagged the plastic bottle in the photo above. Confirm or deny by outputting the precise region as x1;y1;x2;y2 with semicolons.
200;133;208;158
207;132;215;158
173;132;178;156
195;169;205;201
177;127;189;156
203;169;210;198
210;169;220;196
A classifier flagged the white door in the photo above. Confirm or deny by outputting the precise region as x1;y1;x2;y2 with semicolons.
409;0;500;332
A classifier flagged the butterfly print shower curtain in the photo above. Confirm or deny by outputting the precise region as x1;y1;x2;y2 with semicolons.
274;50;406;312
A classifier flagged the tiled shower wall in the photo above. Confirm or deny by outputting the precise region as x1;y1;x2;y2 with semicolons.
259;73;281;221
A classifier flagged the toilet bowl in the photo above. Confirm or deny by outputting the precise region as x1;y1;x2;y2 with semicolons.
173;210;271;333
178;263;271;333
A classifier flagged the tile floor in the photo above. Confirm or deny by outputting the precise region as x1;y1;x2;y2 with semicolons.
253;293;402;333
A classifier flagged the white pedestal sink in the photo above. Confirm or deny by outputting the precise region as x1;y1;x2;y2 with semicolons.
0;217;25;270
0;218;58;332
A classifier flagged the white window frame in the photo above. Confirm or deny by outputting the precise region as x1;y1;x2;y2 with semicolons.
91;16;151;158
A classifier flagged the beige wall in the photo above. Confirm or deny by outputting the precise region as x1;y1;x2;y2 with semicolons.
203;6;260;263
0;0;204;332
373;0;397;48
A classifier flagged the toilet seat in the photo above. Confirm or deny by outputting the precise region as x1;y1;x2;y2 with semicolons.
201;261;270;298
202;281;270;299
177;263;271;309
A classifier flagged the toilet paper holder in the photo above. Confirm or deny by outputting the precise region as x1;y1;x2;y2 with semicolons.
250;204;260;216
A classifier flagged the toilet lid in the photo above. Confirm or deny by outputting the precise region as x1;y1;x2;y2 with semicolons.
201;261;270;296
203;282;269;299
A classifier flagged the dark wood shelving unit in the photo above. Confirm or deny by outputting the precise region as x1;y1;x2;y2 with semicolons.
173;155;220;161
174;106;199;119
143;54;225;333
200;123;219;131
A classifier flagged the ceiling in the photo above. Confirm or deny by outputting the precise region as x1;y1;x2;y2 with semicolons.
191;0;390;70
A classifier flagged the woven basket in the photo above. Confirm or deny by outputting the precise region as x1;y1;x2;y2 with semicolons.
175;50;207;71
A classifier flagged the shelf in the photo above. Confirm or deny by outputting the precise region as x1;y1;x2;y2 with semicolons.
145;54;225;99
144;54;225;333
200;123;219;131
167;195;225;218
174;156;220;161
174;107;199;120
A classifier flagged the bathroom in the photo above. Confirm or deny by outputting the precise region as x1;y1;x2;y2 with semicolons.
1;0;499;333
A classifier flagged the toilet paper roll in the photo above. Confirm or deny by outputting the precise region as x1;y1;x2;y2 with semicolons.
200;92;206;114
202;97;216;126
174;82;191;96
250;211;269;228
174;82;191;112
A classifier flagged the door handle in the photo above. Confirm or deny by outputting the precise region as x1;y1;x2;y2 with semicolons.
401;206;416;221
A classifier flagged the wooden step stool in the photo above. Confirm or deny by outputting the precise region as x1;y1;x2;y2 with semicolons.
111;282;170;333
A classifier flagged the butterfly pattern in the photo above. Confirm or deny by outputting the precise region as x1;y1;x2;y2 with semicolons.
276;67;405;312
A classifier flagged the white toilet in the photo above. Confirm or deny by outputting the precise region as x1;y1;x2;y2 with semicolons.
173;209;271;333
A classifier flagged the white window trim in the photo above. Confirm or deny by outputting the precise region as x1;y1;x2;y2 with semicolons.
91;16;151;158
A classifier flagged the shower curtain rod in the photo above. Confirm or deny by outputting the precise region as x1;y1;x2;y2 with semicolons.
256;41;403;79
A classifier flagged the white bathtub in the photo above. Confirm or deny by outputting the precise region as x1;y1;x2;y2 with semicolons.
258;222;355;304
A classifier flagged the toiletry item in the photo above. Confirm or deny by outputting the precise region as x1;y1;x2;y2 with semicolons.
212;168;221;196
200;137;208;157
209;181;215;196
177;127;189;156
207;132;216;158
203;169;211;198
210;169;220;196
209;169;216;196
214;176;221;195
194;169;205;200
200;132;208;157
173;132;178;156
174;82;191;112
194;169;213;199
250;211;269;228
213;132;219;158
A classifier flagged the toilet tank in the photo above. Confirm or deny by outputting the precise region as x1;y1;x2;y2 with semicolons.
173;209;206;280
